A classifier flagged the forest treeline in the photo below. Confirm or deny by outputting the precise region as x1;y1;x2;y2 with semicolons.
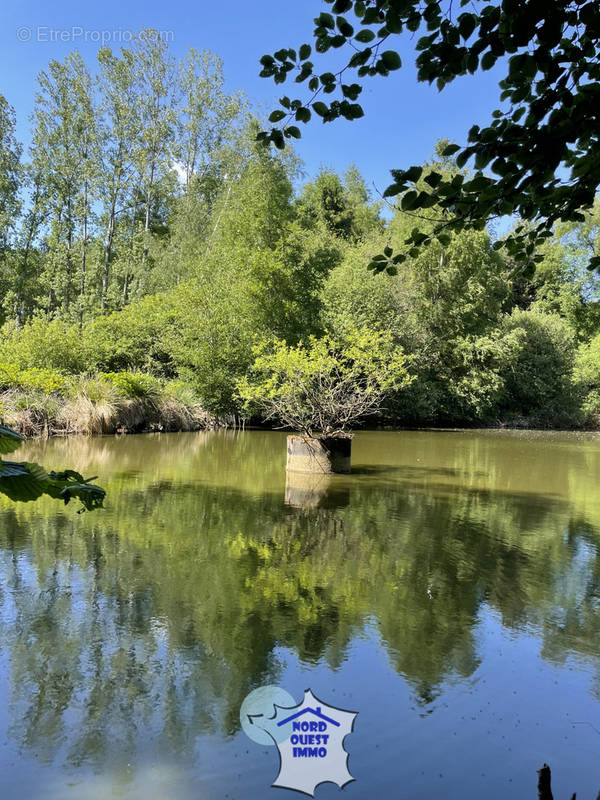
1;31;600;434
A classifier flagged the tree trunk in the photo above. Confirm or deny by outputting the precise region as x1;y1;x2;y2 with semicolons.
79;177;88;328
142;160;155;265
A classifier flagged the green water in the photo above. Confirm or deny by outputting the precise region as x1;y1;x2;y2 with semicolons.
1;429;600;799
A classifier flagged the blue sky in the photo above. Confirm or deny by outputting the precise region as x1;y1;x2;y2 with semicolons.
0;0;507;195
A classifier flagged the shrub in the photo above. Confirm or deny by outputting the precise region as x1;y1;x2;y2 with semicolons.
237;328;413;437
99;371;162;400
0;361;66;395
81;295;176;375
573;333;600;424
499;310;579;426
0;317;87;373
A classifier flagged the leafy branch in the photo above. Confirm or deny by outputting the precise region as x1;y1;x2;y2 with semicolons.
258;0;600;273
0;425;105;512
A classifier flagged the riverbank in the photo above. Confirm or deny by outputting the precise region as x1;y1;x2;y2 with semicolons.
0;372;219;437
2;367;598;440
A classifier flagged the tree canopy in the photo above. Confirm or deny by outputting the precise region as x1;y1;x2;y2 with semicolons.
258;0;600;275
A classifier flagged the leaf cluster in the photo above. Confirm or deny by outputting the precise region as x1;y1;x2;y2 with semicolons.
259;0;600;272
0;424;105;511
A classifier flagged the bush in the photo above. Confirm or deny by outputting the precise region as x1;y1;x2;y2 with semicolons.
237;328;413;437
0;363;66;394
499;310;579;426
0;317;87;373
81;294;176;375
99;371;162;400
573;333;600;424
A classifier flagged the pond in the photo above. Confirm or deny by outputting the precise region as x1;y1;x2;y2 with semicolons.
1;429;600;799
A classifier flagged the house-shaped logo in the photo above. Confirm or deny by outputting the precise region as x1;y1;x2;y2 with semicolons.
244;687;357;797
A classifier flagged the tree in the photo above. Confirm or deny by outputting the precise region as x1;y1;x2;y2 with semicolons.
97;46;141;309
30;52;100;319
296;166;382;241
0;95;21;253
130;31;178;270
237;328;412;437
258;0;600;273
0;95;22;323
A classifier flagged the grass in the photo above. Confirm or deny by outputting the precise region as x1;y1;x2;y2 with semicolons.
0;370;216;437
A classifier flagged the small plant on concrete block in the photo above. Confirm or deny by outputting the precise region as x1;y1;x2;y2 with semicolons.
237;329;412;473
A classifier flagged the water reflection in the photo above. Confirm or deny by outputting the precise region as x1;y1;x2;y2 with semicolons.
1;430;600;795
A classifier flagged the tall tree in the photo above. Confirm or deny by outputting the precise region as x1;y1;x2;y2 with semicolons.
0;95;21;252
97;47;140;309
130;31;178;270
0;95;22;322
30;52;99;318
176;49;245;191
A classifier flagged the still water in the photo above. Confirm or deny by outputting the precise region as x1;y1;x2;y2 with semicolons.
1;429;600;799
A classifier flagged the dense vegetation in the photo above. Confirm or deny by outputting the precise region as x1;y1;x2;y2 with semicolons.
1;32;600;434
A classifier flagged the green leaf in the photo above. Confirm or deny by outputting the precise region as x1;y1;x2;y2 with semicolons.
348;104;364;119
316;12;335;29
271;129;285;149
407;166;424;182
355;29;376;43
381;51;402;70
299;43;312;60
424;171;442;188
341;83;362;100
401;190;418;211
312;101;329;117
481;52;496;71
0;461;48;502
60;484;106;512
269;110;287;123
295;106;312;123
0;425;24;455
458;13;477;40
441;143;460;157
383;183;402;198
336;16;354;37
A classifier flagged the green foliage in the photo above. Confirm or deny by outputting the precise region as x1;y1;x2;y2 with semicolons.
237;328;412;437
573;334;600;424
0;424;105;510
499;310;579;426
99;371;162;400
0;362;66;394
259;1;600;273
295;167;382;242
0;317;87;373
81;294;176;374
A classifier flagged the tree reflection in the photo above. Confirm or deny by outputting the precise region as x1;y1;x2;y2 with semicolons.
0;430;599;767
